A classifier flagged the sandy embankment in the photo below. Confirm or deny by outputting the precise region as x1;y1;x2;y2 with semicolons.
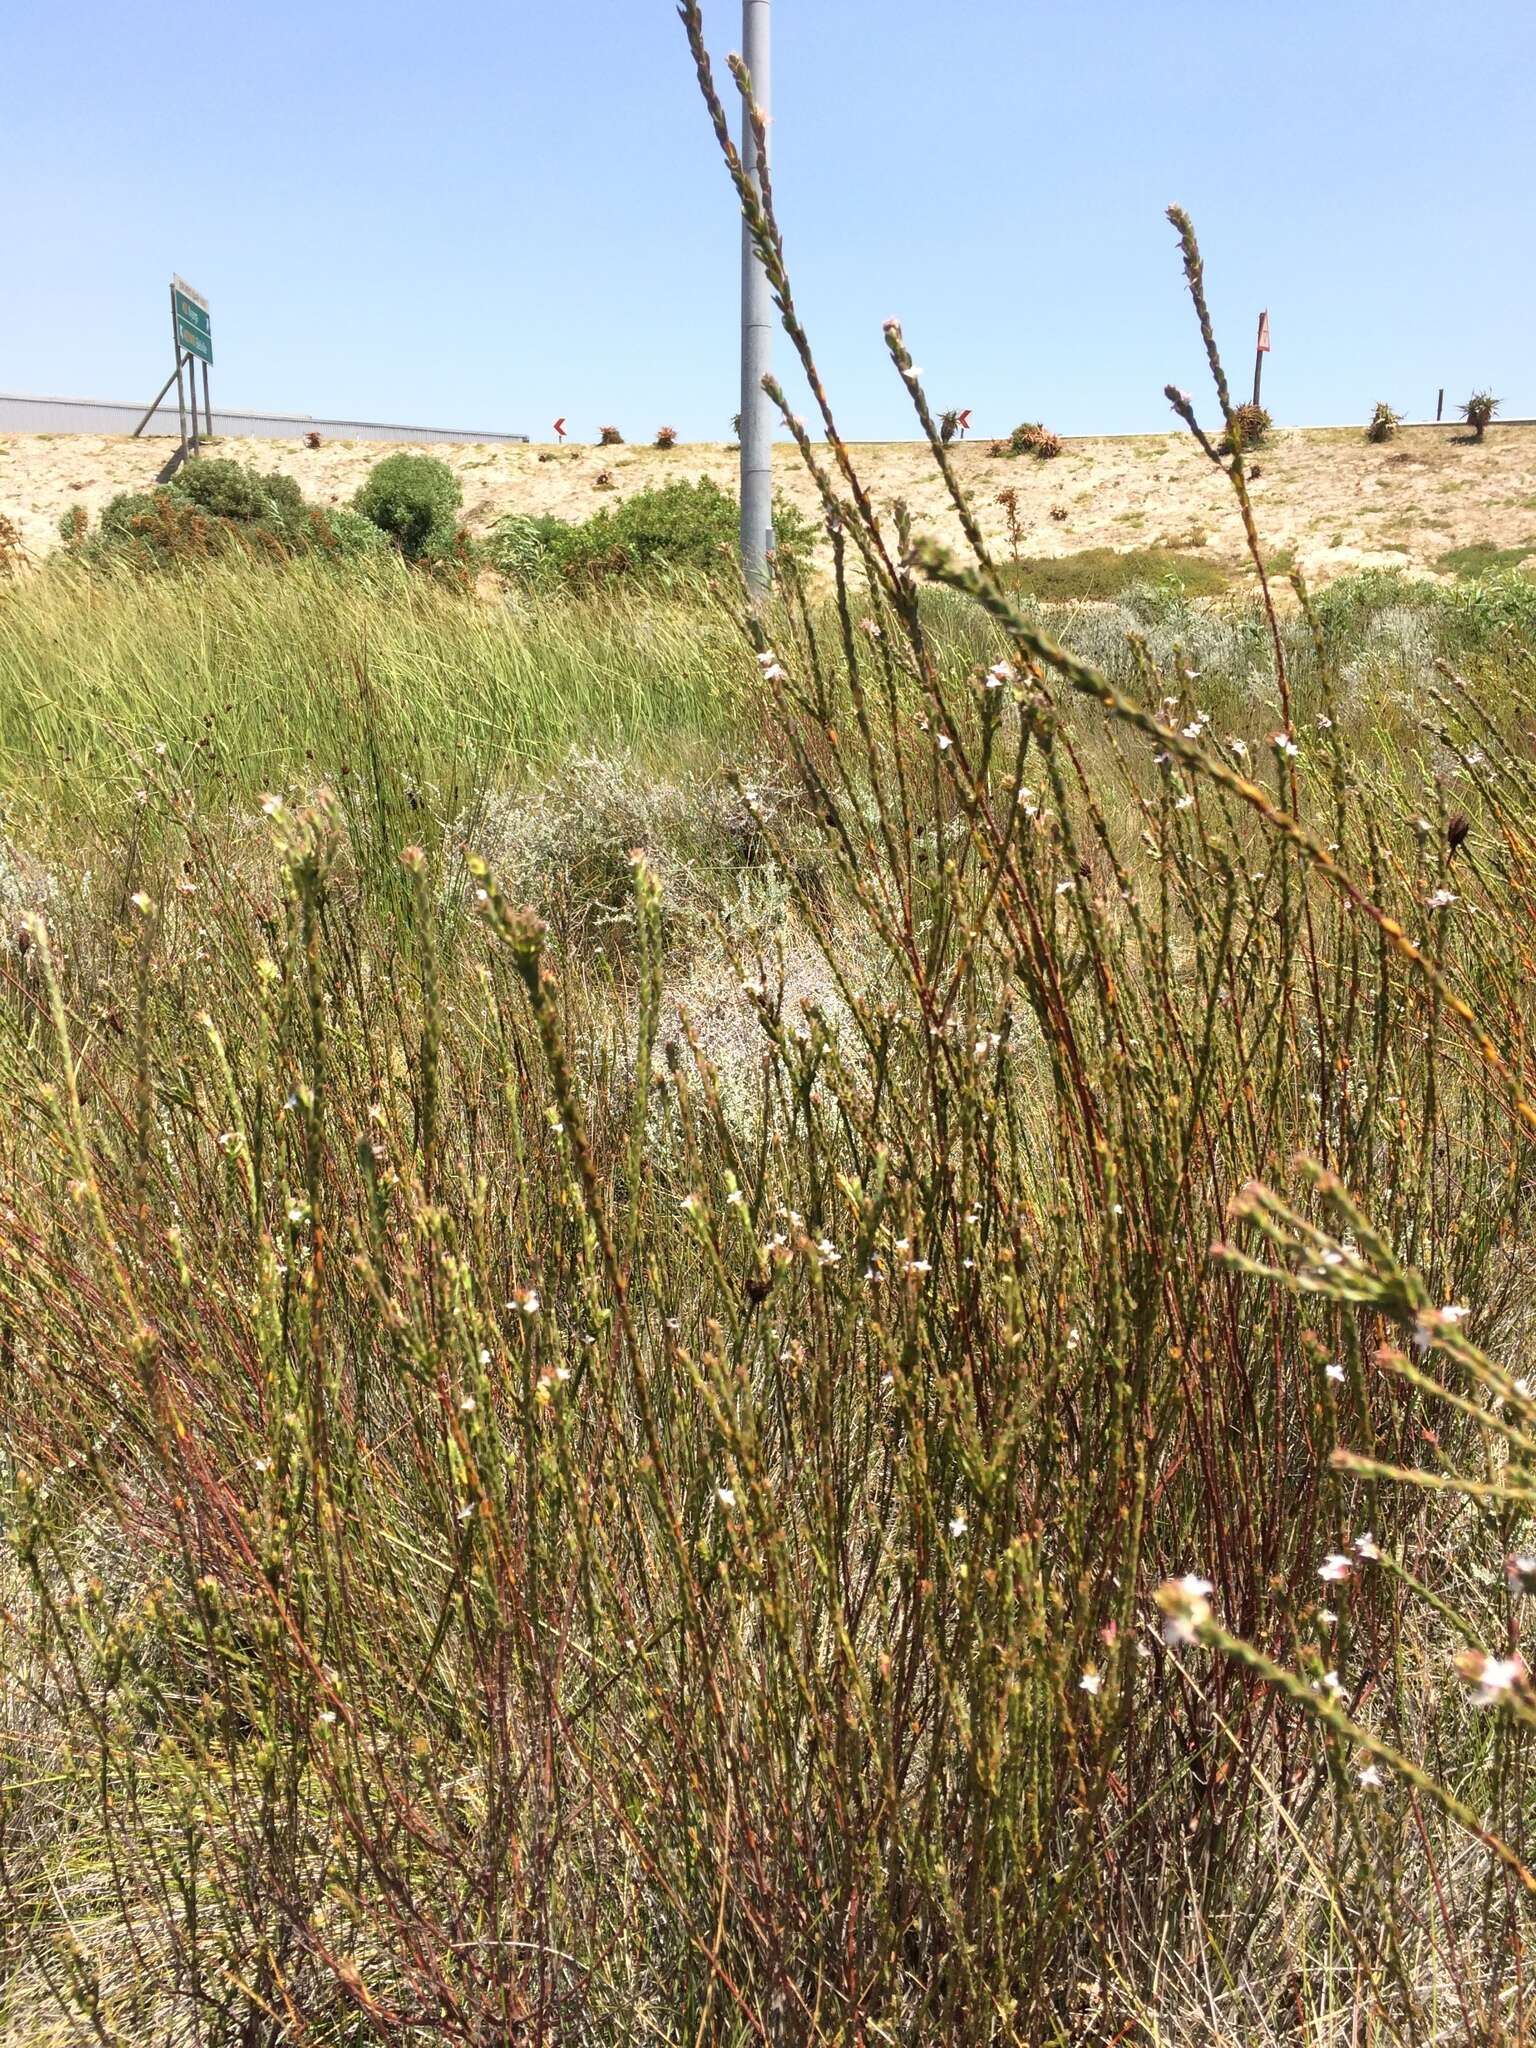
3;425;1535;585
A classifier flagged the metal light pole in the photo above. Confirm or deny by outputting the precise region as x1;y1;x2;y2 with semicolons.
740;0;773;596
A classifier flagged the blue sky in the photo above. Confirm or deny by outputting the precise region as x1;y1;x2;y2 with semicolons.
7;0;1533;441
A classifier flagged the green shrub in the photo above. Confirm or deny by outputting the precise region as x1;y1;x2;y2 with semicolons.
486;478;817;589
95;490;175;545
170;458;306;538
308;505;393;559
586;476;743;578
353;453;463;558
997;546;1231;602
1434;538;1536;580
90;489;228;567
70;461;392;573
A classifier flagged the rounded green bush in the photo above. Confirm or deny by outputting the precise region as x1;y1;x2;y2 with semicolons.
353;454;463;557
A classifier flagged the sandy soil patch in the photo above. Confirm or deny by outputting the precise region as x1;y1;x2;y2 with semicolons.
4;425;1536;586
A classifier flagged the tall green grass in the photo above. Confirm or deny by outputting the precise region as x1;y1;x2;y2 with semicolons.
0;555;752;837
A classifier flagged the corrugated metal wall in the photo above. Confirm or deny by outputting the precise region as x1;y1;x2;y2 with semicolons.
0;393;528;444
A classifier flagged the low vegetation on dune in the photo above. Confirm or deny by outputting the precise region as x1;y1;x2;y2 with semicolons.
1;23;1535;2048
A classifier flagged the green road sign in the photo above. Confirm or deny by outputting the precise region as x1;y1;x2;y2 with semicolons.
177;317;213;364
172;278;213;365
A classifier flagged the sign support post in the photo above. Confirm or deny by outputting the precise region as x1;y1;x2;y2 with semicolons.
171;284;190;454
1252;309;1270;409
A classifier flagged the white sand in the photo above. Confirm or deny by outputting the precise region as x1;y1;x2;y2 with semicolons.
4;425;1534;586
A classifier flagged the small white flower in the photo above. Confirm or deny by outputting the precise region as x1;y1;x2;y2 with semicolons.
1325;1360;1346;1383
1227;736;1249;757
1158;1574;1214;1645
1055;878;1076;895
1273;731;1299;759
1458;1650;1528;1707
1319;1669;1346;1698
1356;1762;1384;1791
1317;1607;1338;1625
1353;1532;1381;1561
1079;1668;1103;1696
1425;889;1457;910
816;1238;840;1265
1174;794;1194;811
949;1514;968;1539
986;659;1015;689
717;1485;736;1509
936;732;953;752
460;1395;476;1414
1319;1554;1353;1584
1506;1555;1536;1596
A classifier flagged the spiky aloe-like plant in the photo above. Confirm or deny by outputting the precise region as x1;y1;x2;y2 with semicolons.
1461;390;1500;441
1008;418;1062;459
1366;400;1402;442
1229;401;1271;449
